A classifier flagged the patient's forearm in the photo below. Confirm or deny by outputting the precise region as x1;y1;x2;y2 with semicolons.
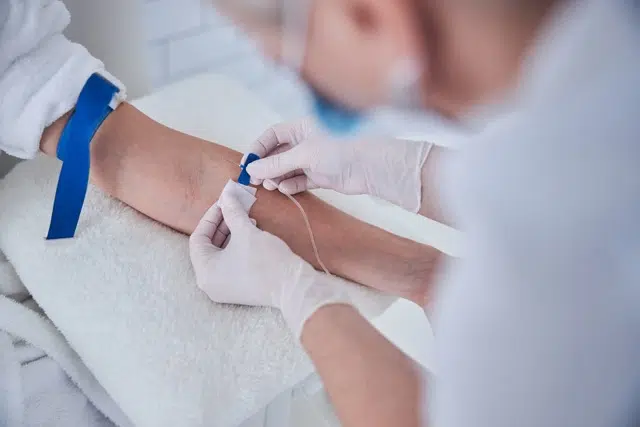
40;104;441;305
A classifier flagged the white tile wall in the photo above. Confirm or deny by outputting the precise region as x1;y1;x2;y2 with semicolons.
146;43;169;87
143;0;202;41
142;0;310;120
166;26;251;77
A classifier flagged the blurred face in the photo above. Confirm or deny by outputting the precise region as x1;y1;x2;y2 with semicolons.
212;0;553;119
213;0;430;109
301;0;427;111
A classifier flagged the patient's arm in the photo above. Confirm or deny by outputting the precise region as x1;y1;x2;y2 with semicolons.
40;103;441;306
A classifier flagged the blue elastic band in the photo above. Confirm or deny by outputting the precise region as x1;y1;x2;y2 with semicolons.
46;73;120;240
238;153;260;186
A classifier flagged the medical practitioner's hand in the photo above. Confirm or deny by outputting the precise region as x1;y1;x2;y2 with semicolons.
189;191;351;338
245;119;433;213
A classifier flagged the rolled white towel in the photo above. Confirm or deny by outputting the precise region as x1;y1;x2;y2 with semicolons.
0;154;392;427
0;252;26;300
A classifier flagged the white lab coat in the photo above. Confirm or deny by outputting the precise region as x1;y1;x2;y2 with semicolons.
430;1;640;426
1;1;125;426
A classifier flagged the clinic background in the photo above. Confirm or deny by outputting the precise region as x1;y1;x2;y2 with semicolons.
0;2;370;425
140;0;310;119
80;0;311;120
0;0;312;178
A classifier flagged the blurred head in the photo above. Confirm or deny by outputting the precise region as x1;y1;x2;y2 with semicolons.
212;0;559;120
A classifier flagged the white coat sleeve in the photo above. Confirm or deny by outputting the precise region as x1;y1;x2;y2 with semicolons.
429;71;640;427
0;0;126;159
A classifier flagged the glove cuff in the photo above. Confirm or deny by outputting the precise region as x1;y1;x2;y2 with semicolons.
411;141;435;212
369;140;434;213
280;265;353;339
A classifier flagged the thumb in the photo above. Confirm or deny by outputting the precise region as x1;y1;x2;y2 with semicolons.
246;144;312;180
219;192;256;234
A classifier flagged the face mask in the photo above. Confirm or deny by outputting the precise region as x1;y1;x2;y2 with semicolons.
310;90;362;135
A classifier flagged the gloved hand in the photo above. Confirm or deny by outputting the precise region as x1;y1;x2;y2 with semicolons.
189;190;351;338
245;118;433;213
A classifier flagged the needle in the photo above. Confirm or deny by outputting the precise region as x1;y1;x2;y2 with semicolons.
221;155;331;276
223;158;242;168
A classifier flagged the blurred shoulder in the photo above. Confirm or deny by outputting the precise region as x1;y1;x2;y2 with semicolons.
448;56;639;252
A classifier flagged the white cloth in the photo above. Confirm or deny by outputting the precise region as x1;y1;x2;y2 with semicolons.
431;1;640;427
0;252;26;300
0;154;392;427
1;1;128;426
0;294;131;427
0;326;117;427
0;0;125;159
2;245;121;427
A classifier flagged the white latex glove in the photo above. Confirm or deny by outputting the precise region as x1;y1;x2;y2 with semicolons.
245;119;433;213
189;190;352;338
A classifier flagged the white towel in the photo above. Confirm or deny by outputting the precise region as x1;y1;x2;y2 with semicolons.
0;154;392;427
0;252;26;300
0;295;132;427
3;213;125;427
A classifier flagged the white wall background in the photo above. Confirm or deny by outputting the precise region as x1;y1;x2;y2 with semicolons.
141;0;310;121
64;0;152;99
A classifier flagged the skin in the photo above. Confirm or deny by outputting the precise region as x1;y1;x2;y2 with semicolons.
39;103;441;306
302;304;425;427
215;0;561;425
